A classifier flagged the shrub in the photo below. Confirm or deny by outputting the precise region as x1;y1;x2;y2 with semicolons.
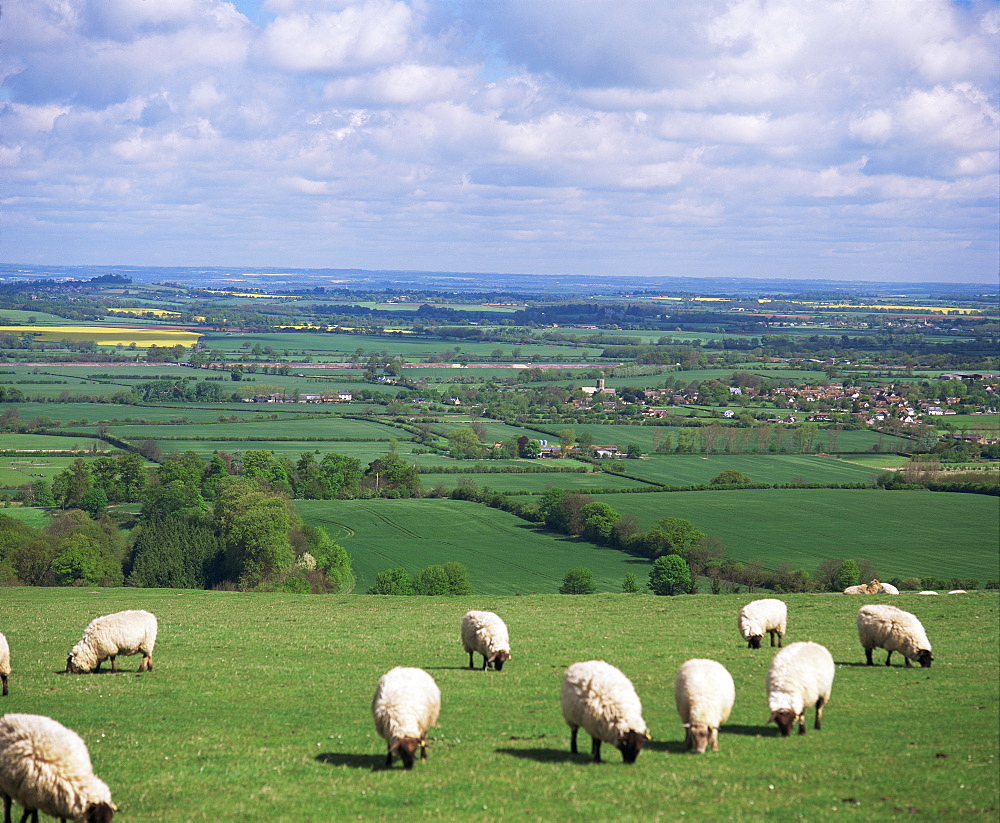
648;555;691;596
559;567;597;594
368;567;412;595
621;572;640;593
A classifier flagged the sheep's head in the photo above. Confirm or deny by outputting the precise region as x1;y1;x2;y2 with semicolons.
747;635;763;649
65;654;87;674
768;709;799;737
84;802;115;822
617;729;650;764
916;649;933;668
389;737;421;770
683;722;712;754
488;650;511;671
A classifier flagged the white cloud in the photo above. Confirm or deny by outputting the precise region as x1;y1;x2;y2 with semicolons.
0;0;996;281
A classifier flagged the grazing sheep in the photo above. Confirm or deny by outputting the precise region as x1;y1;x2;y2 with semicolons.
738;599;787;649
561;660;650;763
857;604;933;668
948;590;967;595
878;583;900;595
766;641;835;737
674;659;735;753
460;610;511;671
65;611;157;675
918;591;938;595
371;667;441;770
0;633;9;697
0;713;115;823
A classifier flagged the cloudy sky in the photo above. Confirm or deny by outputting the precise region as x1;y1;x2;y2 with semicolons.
2;0;998;283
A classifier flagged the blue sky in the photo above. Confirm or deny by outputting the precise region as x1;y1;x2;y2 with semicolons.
2;0;998;283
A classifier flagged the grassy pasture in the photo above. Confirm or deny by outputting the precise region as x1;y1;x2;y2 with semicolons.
199;332;604;362
587;489;1000;583
419;470;650;495
617;454;880;486
0;433;114;453
0;589;995;820
296;499;647;594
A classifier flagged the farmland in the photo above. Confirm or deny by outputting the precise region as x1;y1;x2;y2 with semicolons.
0;588;996;820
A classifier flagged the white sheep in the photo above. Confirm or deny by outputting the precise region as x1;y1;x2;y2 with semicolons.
918;591;938;595
878;583;900;595
857;604;933;668
738;598;787;649
65;611;157;675
766;641;835;737
948;590;967;594
460;610;511;671
371;667;441;770
0;713;115;823
0;633;9;697
561;660;650;763
674;659;735;753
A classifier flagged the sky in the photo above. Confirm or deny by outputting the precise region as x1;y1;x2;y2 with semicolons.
2;0;998;284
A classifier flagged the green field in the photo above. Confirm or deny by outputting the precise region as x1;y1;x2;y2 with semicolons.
587;489;1000;583
63;416;403;442
0;589;995;820
616;454;880;486
296;499;648;594
418;469;650;494
0;433;114;453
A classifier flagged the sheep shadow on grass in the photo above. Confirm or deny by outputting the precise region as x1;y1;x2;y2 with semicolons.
495;746;579;764
315;752;384;770
723;723;778;738
645;739;688;754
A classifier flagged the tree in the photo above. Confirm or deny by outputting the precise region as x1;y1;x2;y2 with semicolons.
53;458;93;509
559;567;597;594
710;469;753;485
364;453;421;497
636;517;706;559
621;572;640;593
443;561;473;595
447;427;485;459
319;452;363;498
579;502;621;543
369;567;412;595
412;564;450;595
31;479;55;507
648;555;691;596
834;559;860;591
50;534;123;587
79;488;108;519
214;478;296;589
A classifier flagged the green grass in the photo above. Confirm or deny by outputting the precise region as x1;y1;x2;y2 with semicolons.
296;499;647;594
587;489;1000;582
616;454;880;486
0;505;52;528
0;433;115;453
0;589;995;820
419;469;650;494
68;417;403;441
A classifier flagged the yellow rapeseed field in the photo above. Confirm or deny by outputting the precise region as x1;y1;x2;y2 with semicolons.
106;307;181;317
0;325;202;348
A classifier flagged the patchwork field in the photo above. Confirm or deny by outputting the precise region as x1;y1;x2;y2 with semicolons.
0;325;202;348
587;489;1000;583
0;589;995;820
618;454;881;486
296;499;646;594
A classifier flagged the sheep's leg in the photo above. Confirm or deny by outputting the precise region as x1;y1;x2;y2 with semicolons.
420;742;428;761
711;727;720;752
797;714;806;735
904;657;912;668
865;648;874;666
591;736;602;763
468;651;475;669
94;659;102;673
885;651;892;667
481;655;489;671
385;746;393;768
3;793;10;823
110;656;118;673
569;726;579;754
769;631;776;647
777;633;783;648
1;673;7;696
815;697;825;730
